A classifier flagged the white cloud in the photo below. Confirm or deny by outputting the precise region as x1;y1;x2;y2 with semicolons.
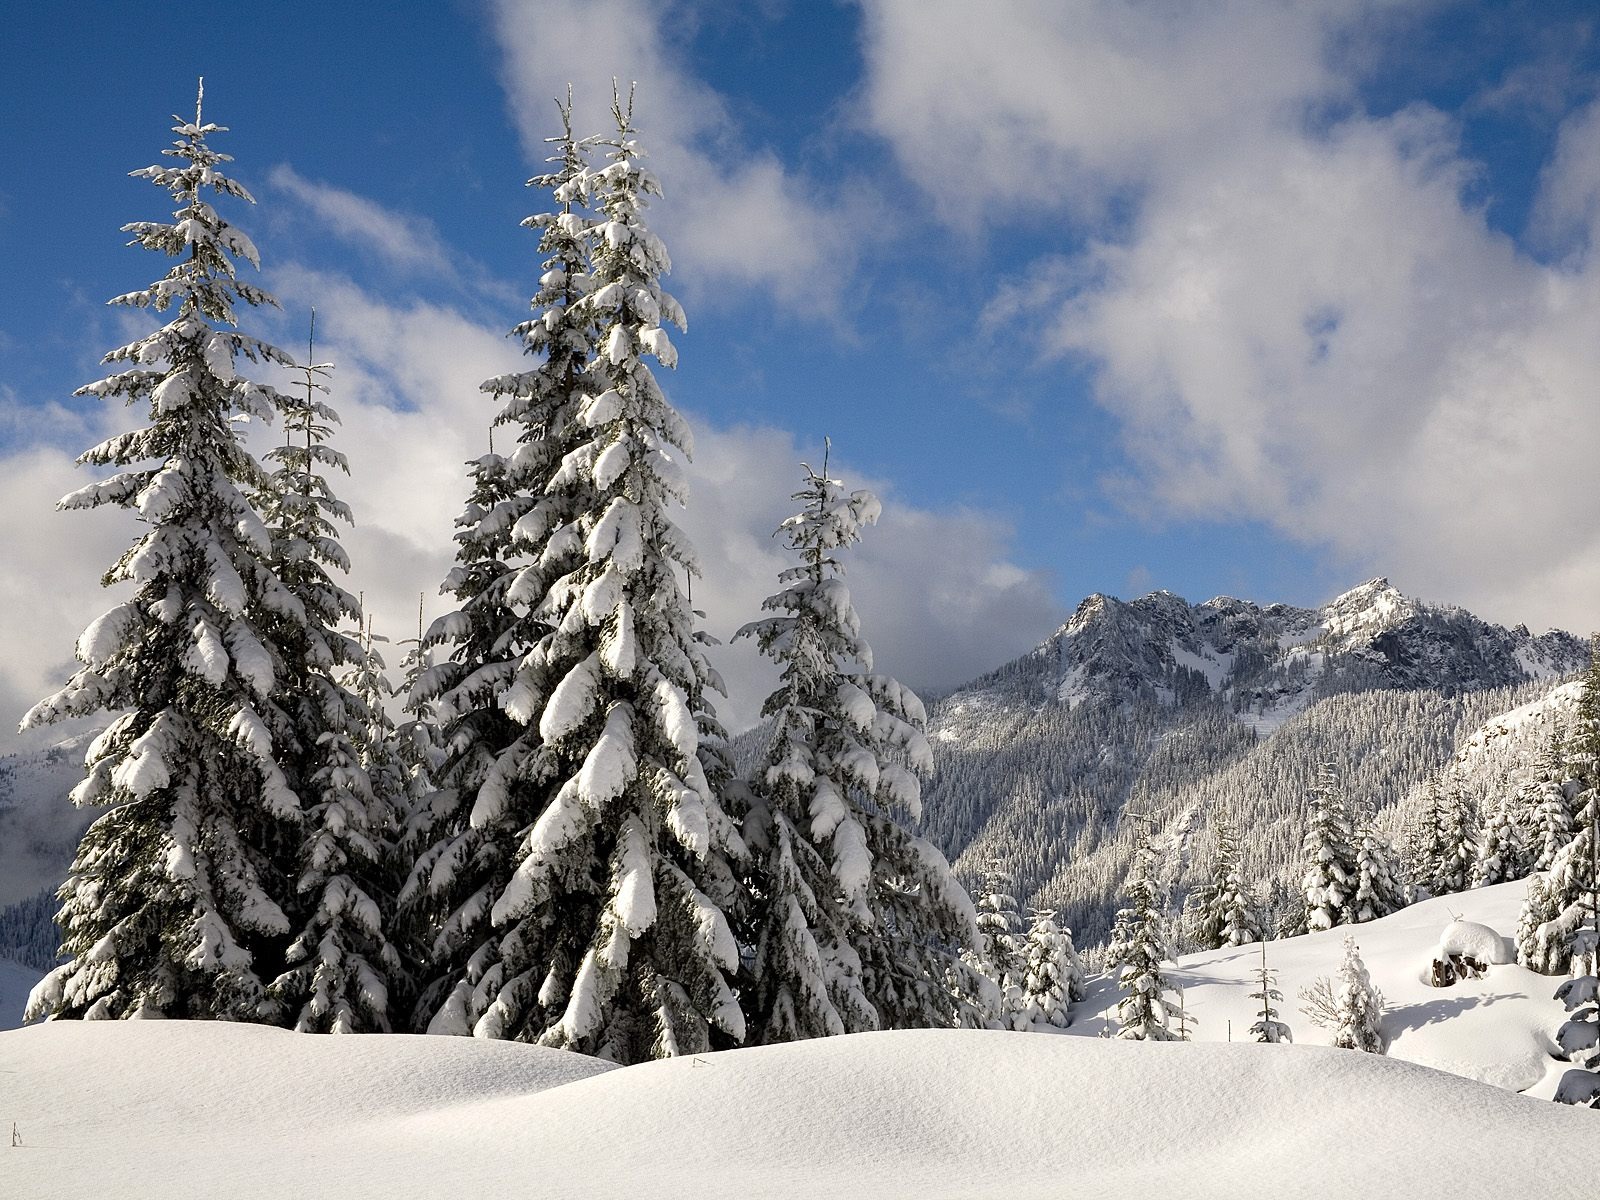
485;0;863;317
1533;95;1600;257
856;0;1394;224
862;0;1600;637
266;165;457;279
0;442;133;754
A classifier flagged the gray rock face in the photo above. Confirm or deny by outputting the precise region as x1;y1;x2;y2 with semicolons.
994;577;1581;719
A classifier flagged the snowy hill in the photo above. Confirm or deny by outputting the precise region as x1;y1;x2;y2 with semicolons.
3;876;1594;1197
920;578;1584;940
2;1008;1589;1198
1073;879;1569;1095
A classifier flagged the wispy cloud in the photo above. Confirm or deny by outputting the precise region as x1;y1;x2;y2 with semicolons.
266;165;457;279
861;0;1600;637
486;0;869;320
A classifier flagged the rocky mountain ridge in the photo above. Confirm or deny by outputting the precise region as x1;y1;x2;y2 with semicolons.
944;577;1582;732
920;578;1586;943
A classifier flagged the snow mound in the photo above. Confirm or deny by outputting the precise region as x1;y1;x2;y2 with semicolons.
2;1019;1592;1198
1438;919;1514;966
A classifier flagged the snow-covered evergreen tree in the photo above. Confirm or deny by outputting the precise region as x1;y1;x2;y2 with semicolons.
394;596;445;818
1352;810;1403;924
1551;701;1600;1103
1528;728;1577;873
733;457;883;1043
1248;940;1291;1043
1554;930;1600;1107
1108;829;1183;1041
1194;812;1259;948
737;450;982;1037
1530;681;1600;977
1471;789;1528;889
1532;804;1599;976
1301;763;1360;932
1330;935;1386;1053
1402;781;1448;900
1434;779;1477;896
972;859;1025;1018
1517;874;1563;974
269;621;402;1032
430;90;749;1062
1016;908;1082;1030
25;86;313;1022
400;98;601;1037
259;330;401;1034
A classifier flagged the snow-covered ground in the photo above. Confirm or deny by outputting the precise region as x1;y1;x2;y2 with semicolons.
2;1019;1589;1198
1;879;1592;1197
1071;880;1573;1095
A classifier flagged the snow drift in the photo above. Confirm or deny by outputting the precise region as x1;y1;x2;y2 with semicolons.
2;1018;1590;1199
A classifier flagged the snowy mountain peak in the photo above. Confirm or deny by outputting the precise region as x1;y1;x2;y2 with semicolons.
1318;577;1421;645
947;578;1585;732
921;577;1586;947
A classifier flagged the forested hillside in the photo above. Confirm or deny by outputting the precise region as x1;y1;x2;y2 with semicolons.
919;579;1584;943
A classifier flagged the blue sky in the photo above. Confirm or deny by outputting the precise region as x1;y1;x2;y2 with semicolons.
3;0;1599;743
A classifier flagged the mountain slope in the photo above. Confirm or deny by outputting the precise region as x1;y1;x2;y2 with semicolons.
0;732;101;910
922;579;1584;942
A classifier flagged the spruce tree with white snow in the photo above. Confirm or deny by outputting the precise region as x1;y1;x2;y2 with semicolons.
1108;826;1184;1041
23;86;319;1023
736;448;984;1038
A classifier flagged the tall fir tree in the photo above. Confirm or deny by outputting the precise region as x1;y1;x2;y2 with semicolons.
25;86;311;1022
1553;675;1600;1108
1351;803;1403;924
1301;763;1360;932
1434;777;1477;897
394;595;446;836
1528;727;1577;873
737;450;982;1037
1471;789;1529;889
400;96;601;1037
1108;828;1183;1041
1193;812;1259;949
733;455;884;1043
1527;643;1600;977
258;328;401;1034
1402;780;1451;899
972;859;1026;1022
1517;874;1563;974
449;88;748;1062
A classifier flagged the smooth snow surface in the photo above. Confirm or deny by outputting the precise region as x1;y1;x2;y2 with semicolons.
4;883;1594;1196
2;1019;1590;1199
